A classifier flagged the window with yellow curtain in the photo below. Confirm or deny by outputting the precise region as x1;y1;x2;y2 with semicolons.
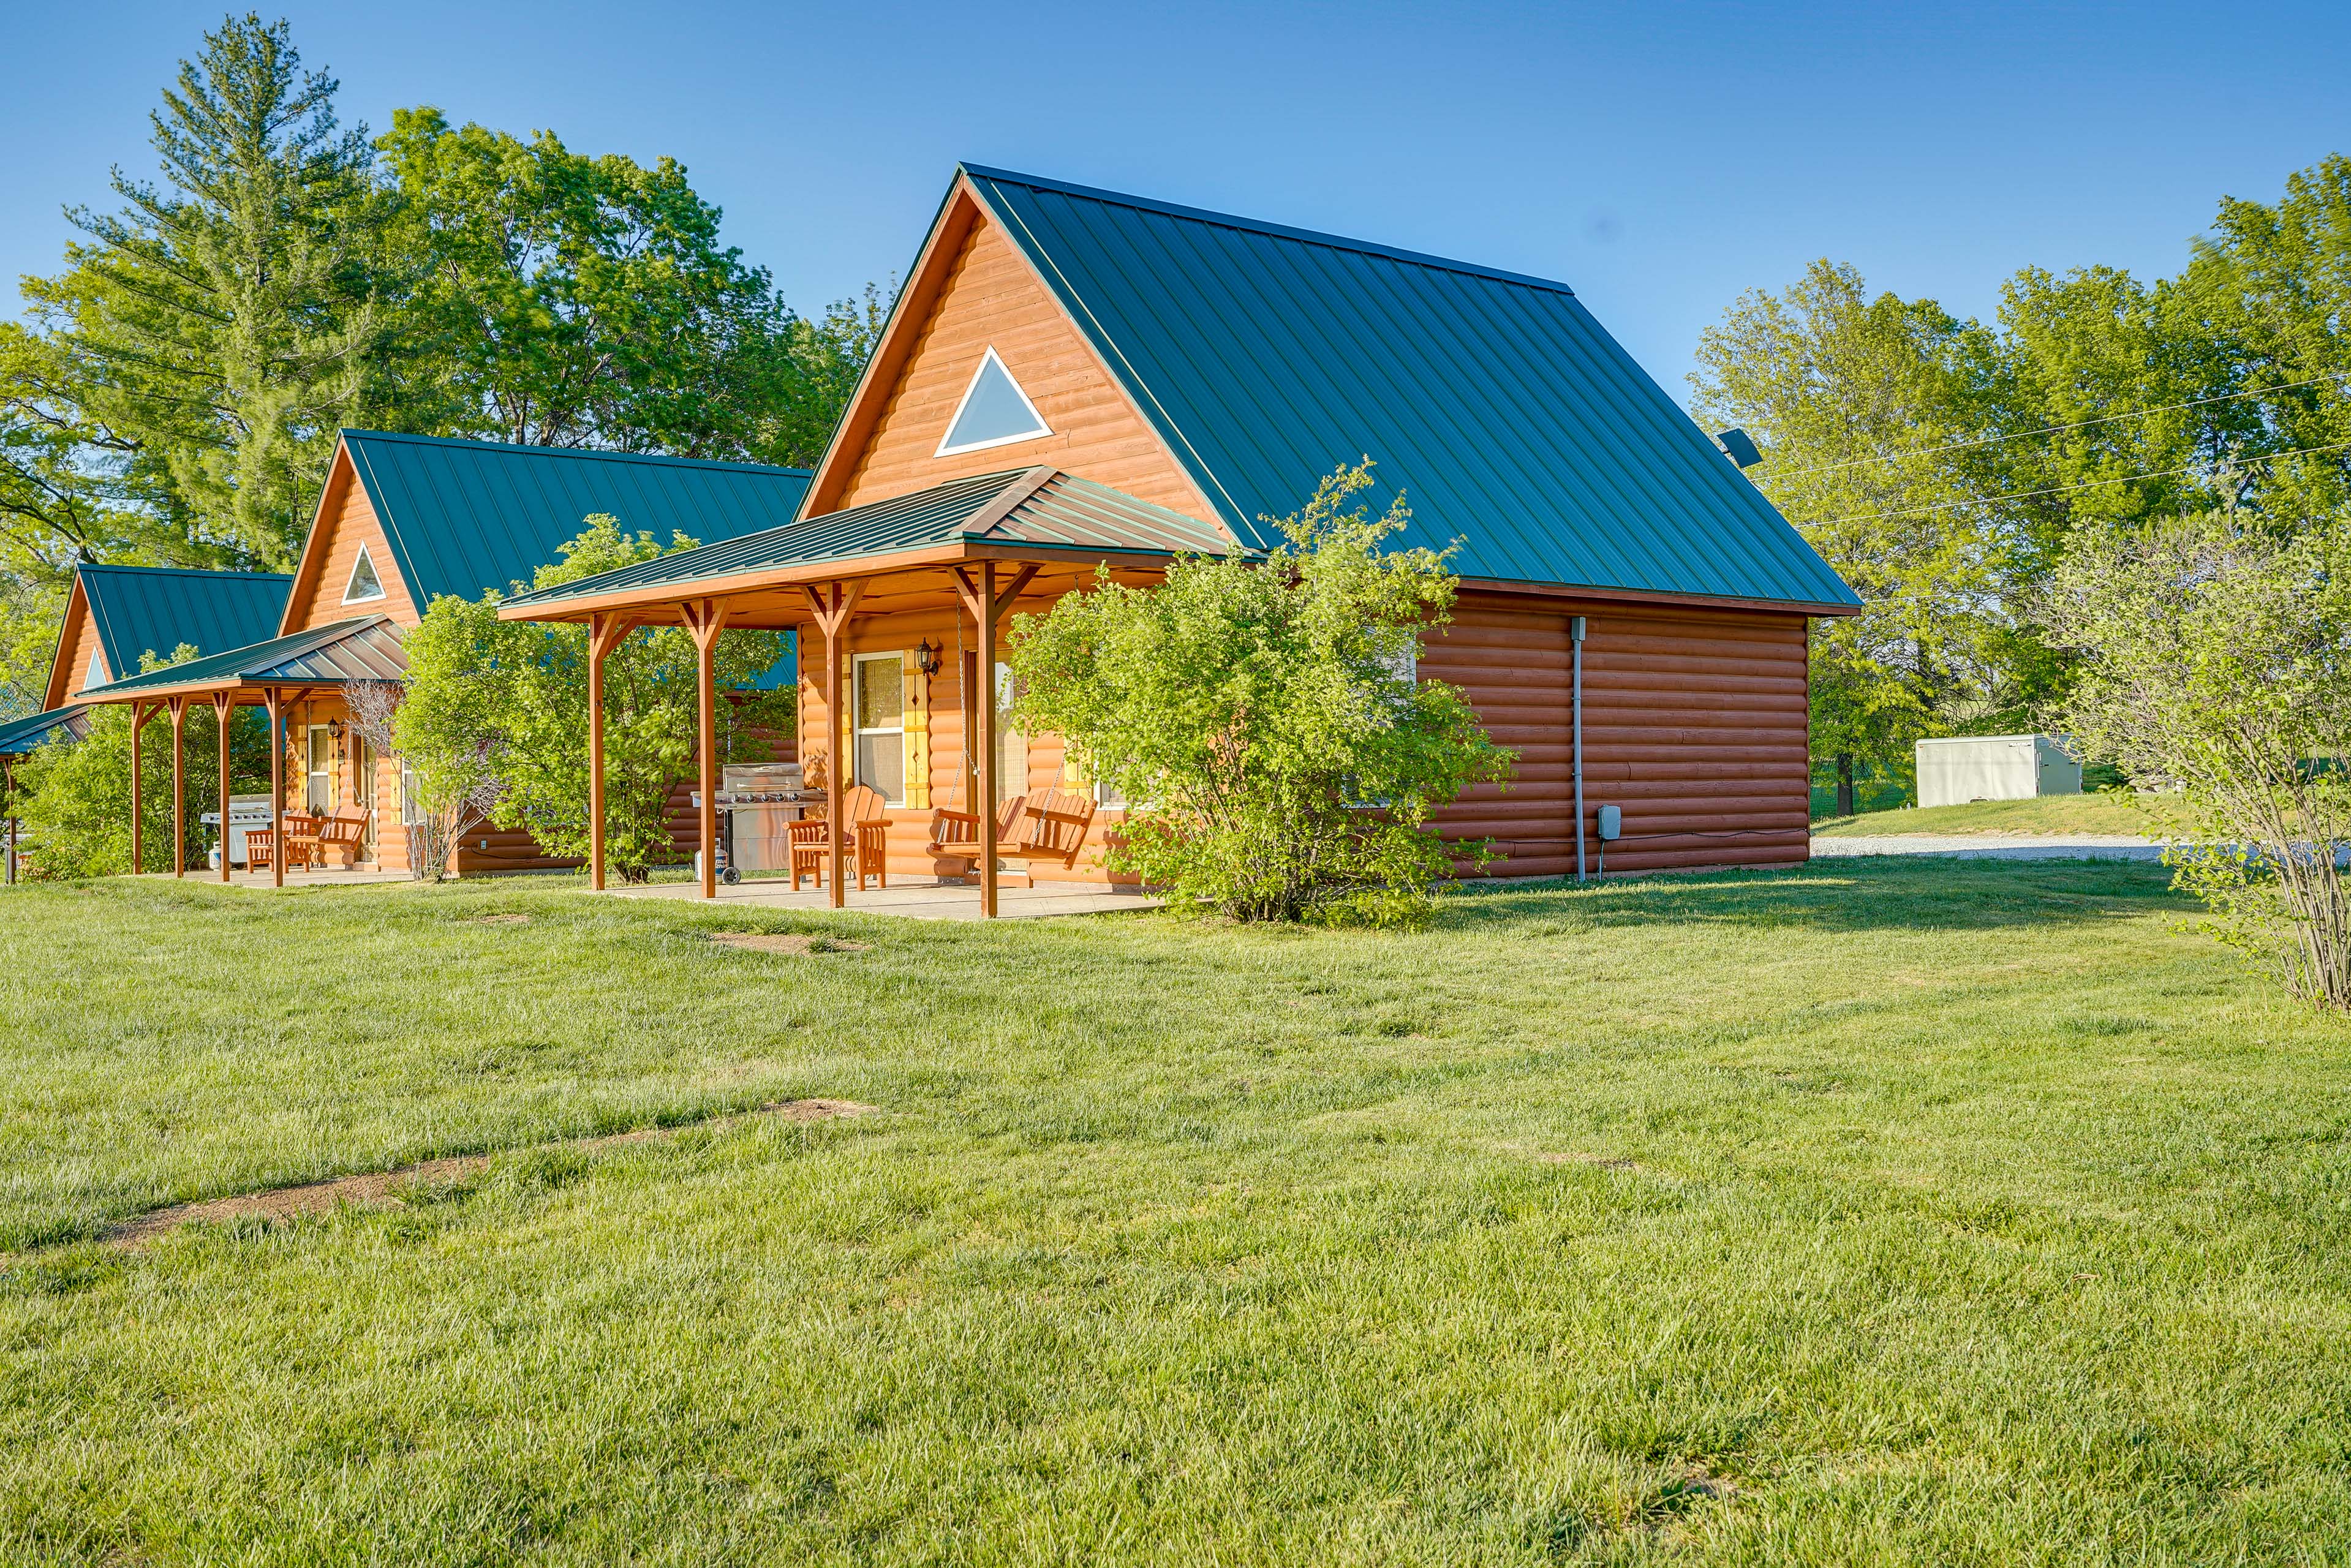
854;651;907;803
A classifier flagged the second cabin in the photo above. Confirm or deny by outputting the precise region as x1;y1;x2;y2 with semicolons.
502;164;1859;903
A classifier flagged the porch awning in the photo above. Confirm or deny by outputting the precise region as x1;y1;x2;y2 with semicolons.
497;467;1242;624
74;616;408;703
0;704;89;758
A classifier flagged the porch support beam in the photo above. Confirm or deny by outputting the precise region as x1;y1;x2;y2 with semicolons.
801;579;865;911
214;691;233;883
129;700;145;876
585;613;636;892
679;599;731;900
168;696;188;877
949;562;1013;919
263;686;286;889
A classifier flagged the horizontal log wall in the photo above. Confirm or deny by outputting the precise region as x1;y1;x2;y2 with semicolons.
836;214;1211;519
284;454;418;633
1423;592;1811;876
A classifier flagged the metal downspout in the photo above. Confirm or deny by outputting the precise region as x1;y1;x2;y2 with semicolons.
1572;615;1586;885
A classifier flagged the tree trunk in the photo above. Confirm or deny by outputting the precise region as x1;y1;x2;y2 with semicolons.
1836;752;1855;819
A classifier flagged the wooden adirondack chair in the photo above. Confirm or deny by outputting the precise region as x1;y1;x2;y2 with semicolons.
788;785;892;892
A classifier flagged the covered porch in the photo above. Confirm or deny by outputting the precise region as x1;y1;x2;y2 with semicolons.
499;466;1234;918
72;616;409;886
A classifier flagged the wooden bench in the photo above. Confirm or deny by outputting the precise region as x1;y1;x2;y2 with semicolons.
252;812;322;872
926;788;1096;886
289;809;370;869
788;785;892;892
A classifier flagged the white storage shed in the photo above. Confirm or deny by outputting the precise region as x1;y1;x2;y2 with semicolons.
1915;734;2081;808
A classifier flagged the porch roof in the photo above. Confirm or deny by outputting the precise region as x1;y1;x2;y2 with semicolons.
74;616;409;702
498;467;1237;621
0;704;89;758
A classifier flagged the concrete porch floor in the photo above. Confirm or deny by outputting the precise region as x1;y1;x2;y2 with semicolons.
595;875;1162;921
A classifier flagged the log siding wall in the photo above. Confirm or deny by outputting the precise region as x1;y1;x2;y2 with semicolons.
284;456;419;633
1424;593;1811;876
788;590;1811;884
835;215;1214;520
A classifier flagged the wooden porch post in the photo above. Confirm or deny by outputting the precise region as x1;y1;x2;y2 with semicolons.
129;700;145;876
586;613;633;892
680;600;731;900
801;581;865;911
951;560;1038;920
264;687;285;889
4;759;15;886
168;696;187;877
214;691;233;883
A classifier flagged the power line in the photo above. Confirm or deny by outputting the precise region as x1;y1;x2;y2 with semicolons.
1756;370;2350;479
1808;437;2351;526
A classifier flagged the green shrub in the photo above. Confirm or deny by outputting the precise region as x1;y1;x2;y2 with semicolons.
1009;462;1512;926
2048;514;2351;1010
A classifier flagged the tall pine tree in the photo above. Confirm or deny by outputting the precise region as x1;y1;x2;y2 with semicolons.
20;13;390;569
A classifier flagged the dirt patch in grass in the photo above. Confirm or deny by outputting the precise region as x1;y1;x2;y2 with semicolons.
107;1099;874;1249
710;932;871;956
472;913;533;925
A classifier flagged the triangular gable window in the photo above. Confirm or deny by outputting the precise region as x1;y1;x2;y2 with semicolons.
85;646;108;693
935;346;1052;456
342;543;385;605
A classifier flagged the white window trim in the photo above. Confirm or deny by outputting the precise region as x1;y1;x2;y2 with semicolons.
934;345;1053;457
852;650;908;807
341;542;387;605
304;723;335;812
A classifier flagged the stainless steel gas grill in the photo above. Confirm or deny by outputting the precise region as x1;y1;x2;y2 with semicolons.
689;763;823;881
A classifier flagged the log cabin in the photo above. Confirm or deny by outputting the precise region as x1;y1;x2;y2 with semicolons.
499;164;1861;914
72;432;810;880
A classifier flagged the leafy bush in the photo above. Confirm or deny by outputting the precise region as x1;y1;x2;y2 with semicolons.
1009;462;1512;925
398;516;790;882
2048;514;2351;1010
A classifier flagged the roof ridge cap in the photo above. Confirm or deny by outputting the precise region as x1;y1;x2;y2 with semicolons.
338;428;813;477
959;163;1577;296
964;467;1061;538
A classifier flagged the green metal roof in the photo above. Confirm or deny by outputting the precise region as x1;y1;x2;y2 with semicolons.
508;467;1236;611
77;564;292;677
339;430;814;608
956;166;1860;611
0;705;89;757
81;617;407;698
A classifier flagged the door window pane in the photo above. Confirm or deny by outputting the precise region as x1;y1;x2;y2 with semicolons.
306;726;332;812
853;652;906;803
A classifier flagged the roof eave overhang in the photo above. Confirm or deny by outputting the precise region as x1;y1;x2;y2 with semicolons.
497;535;1214;624
1455;576;1863;617
78;675;322;703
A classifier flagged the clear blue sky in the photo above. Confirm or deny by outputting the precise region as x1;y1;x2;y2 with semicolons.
7;1;2349;392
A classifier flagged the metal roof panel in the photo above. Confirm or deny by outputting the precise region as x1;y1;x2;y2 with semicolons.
960;167;1859;610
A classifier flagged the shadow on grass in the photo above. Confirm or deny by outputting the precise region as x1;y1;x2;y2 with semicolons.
1442;856;2184;935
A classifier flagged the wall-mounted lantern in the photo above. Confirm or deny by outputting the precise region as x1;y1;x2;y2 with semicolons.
913;638;942;677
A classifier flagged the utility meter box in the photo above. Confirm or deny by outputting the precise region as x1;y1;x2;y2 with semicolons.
1914;734;2081;808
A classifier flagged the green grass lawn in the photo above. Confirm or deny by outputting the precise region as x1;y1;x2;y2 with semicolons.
1811;791;2186;837
4;863;2349;1564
